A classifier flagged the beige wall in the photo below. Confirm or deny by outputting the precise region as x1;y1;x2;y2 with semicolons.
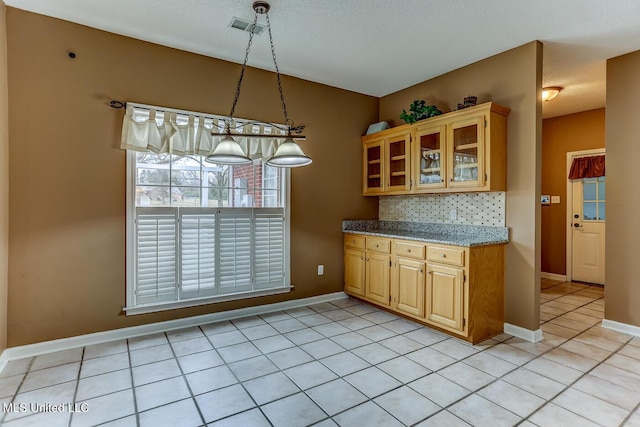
381;42;543;331
541;109;605;275
0;1;9;351
605;51;640;327
6;9;378;346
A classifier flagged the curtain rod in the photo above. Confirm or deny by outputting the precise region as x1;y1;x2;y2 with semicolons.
109;100;301;135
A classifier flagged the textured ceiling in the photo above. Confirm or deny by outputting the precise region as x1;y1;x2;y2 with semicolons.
6;0;640;118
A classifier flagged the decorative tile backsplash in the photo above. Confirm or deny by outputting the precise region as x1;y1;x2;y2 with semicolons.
378;192;505;227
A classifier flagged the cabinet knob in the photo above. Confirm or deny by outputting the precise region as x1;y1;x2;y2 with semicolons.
366;258;369;261
352;240;355;244
449;178;453;182
419;269;423;273
375;244;379;248
360;256;363;260
407;249;411;253
427;271;432;275
441;253;447;258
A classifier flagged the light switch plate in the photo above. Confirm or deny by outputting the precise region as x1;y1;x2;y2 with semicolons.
551;196;561;204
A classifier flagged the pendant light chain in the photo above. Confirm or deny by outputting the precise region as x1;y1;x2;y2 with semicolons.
265;11;292;130
228;11;260;120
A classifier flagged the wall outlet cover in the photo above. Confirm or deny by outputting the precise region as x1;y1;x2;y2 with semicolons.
551;196;561;204
317;265;324;276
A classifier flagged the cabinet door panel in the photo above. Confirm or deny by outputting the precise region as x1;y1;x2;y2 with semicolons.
395;258;425;318
385;133;411;193
447;115;485;189
344;249;365;296
363;140;384;195
366;253;390;306
414;124;446;190
426;264;464;331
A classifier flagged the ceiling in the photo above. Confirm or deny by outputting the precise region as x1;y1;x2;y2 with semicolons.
6;0;640;118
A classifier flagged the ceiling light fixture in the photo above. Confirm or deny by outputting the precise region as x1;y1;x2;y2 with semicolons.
206;1;311;167
542;86;562;102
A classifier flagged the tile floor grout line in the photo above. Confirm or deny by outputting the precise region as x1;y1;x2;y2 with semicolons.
199;323;281;426
67;347;85;427
163;330;208;426
125;339;141;427
520;331;634;426
0;356;35;425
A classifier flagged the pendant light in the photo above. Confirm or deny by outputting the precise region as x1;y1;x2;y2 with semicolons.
206;1;311;167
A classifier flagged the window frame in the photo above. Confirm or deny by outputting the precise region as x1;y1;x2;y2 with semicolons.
125;150;291;315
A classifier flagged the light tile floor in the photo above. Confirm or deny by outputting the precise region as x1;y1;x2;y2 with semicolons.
1;280;639;426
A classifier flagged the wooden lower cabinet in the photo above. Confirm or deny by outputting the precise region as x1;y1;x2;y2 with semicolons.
392;257;425;318
426;263;464;332
344;248;365;297
365;252;391;306
344;233;505;344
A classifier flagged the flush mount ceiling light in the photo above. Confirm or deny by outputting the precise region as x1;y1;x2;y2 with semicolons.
206;1;311;167
542;86;562;102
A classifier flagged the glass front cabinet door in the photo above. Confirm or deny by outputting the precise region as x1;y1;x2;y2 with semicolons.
363;139;384;195
414;123;446;191
384;132;411;193
447;115;485;189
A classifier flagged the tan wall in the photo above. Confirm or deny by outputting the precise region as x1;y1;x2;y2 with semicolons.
381;42;543;331
605;51;640;327
6;9;379;346
541;109;605;275
0;1;9;351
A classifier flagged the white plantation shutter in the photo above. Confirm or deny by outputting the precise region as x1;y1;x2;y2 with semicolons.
130;205;287;312
218;210;253;293
180;210;216;296
135;208;178;305
254;210;285;289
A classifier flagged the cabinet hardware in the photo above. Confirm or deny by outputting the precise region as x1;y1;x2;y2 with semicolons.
360;256;363;260
389;260;392;266
407;249;411;253
366;258;369;261
484;173;488;182
441;253;447;258
419;269;423;273
463;318;466;327
375;244;379;247
352;240;355;244
427;271;432;275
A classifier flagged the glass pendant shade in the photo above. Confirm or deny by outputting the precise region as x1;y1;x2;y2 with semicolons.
266;138;312;167
205;135;252;164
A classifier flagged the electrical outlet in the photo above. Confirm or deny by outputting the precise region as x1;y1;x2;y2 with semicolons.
450;209;457;220
317;265;324;276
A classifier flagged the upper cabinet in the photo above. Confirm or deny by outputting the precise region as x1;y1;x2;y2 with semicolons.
363;127;412;195
363;102;509;196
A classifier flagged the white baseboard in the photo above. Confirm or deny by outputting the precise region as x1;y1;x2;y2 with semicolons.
602;319;640;338
504;323;543;343
0;292;349;372
541;272;567;282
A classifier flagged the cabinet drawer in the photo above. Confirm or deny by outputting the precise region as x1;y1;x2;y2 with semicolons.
427;245;465;266
344;234;366;250
366;237;391;253
395;241;426;260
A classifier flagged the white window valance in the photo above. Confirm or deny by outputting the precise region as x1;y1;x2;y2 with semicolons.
120;103;287;160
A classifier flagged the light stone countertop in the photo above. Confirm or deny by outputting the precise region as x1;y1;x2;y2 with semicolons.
342;220;509;247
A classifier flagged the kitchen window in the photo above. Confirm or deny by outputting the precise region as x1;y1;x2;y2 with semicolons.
122;104;290;315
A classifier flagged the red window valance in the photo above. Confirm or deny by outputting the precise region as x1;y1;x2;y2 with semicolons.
568;155;605;179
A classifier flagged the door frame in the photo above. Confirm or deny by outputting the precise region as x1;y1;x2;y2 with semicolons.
565;148;605;282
